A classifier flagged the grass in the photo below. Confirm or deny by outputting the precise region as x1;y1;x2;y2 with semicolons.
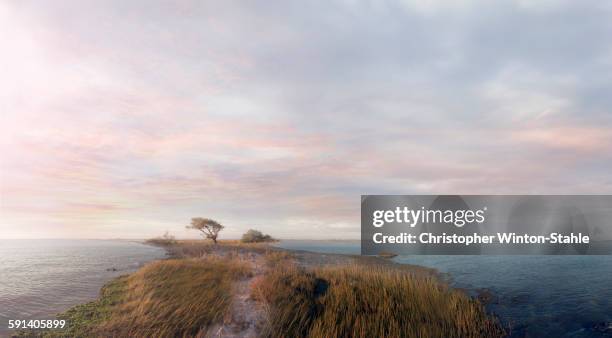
264;250;294;267
18;257;250;338
144;237;177;246
253;263;505;338
145;231;178;246
16;240;505;337
167;239;270;258
14;277;128;338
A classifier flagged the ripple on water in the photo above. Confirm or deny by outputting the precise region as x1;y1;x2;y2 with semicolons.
0;239;166;334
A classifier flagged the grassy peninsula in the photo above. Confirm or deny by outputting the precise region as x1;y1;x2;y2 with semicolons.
16;240;505;337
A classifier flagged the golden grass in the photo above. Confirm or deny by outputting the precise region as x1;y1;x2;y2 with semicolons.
264;250;294;268
19;257;251;338
100;258;251;337
144;237;177;246
19;240;504;338
176;239;261;247
166;240;270;258
145;232;178;246
254;264;505;338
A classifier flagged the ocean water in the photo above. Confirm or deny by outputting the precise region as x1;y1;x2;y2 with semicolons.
275;240;612;337
0;239;166;335
275;240;362;255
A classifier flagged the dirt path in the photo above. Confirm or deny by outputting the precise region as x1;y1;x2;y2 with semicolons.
188;244;434;337
207;252;267;338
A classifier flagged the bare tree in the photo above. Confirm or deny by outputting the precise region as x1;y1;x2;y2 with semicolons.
186;217;224;244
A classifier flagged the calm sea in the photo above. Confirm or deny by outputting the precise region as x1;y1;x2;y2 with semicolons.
0;239;166;335
275;240;612;337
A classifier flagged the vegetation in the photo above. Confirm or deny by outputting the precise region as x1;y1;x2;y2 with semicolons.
15;275;129;337
377;251;398;259
18;240;504;338
264;250;294;267
253;264;505;338
144;231;177;246
241;229;276;243
18;257;250;337
166;239;270;258
186;217;224;244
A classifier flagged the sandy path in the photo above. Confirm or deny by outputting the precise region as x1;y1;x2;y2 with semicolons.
191;245;434;337
207;252;266;338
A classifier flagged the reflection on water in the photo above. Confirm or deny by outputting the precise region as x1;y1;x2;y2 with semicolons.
275;240;612;337
0;239;165;334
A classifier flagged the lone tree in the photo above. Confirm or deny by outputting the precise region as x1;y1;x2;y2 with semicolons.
186;217;224;244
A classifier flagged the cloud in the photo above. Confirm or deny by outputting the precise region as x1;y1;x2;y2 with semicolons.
1;0;611;239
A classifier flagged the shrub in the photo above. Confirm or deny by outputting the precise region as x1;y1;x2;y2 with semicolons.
241;229;276;243
145;231;177;246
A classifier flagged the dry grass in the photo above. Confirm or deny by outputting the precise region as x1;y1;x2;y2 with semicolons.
145;232;178;247
254;263;505;338
144;237;177;246
264;250;294;268
166;240;270;258
166;241;214;258
98;258;251;337
19;257;251;338
18;240;504;338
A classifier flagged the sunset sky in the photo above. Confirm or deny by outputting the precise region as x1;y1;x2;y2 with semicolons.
1;0;612;239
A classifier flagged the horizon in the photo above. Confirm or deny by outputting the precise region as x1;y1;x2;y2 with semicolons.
0;236;361;241
2;0;612;239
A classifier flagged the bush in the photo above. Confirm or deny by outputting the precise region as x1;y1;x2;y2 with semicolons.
241;229;276;243
145;231;177;246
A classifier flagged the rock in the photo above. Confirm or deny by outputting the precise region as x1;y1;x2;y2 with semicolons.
476;288;498;305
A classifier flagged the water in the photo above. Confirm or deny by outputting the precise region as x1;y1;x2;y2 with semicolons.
275;240;612;337
0;239;166;335
275;240;361;255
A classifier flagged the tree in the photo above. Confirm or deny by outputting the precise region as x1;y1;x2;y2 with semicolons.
186;217;224;244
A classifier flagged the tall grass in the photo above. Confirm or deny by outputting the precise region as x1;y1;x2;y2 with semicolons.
18;241;504;337
145;231;177;246
254;264;505;338
264;250;294;268
20;257;250;338
99;258;251;337
166;240;270;258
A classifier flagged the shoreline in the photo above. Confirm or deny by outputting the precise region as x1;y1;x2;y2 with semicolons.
1;239;165;338
13;240;504;337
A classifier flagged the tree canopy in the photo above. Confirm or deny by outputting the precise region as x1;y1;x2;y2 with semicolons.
186;217;224;244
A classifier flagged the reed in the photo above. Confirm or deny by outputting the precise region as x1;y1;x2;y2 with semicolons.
20;257;250;338
166;240;270;258
253;264;505;338
18;240;504;338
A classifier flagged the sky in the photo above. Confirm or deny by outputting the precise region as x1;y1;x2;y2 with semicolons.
1;0;612;239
